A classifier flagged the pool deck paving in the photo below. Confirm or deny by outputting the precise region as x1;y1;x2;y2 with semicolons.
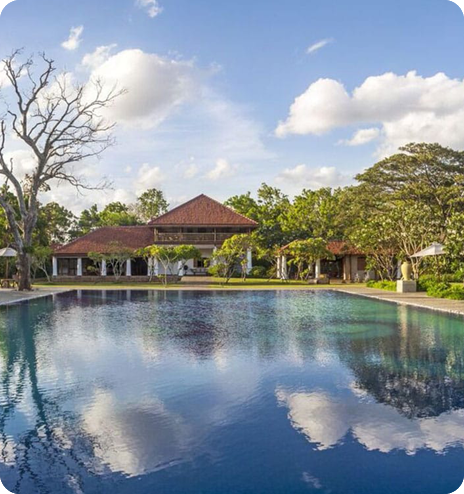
338;285;464;317
0;287;72;306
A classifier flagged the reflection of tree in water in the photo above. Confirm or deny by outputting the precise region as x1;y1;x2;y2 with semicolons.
131;290;289;361
339;308;464;419
134;290;324;363
0;300;105;494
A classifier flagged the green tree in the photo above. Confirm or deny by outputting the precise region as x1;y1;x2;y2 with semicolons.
255;243;284;281
75;202;139;237
211;234;254;283
35;202;77;245
225;184;290;248
76;205;101;236
147;245;179;286
281;187;345;241
105;241;134;280
287;238;334;281
224;192;259;221
136;189;169;223
99;202;139;227
173;245;201;275
135;246;156;281
89;241;133;281
30;246;53;282
445;213;464;277
355;142;464;240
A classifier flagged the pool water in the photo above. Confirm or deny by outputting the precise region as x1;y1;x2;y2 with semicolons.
0;290;462;494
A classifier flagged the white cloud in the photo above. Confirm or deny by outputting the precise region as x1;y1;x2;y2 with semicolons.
81;44;117;70
3;149;36;180
85;48;200;128
134;163;164;194
183;163;199;179
197;90;272;164
306;38;334;55
35;46;271;212
0;63;11;88
61;26;84;51
277;387;464;454
206;159;236;181
339;127;380;146
276;164;350;189
136;0;163;18
276;71;464;156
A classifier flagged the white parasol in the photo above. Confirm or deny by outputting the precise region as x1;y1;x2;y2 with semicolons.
0;247;17;279
410;242;445;258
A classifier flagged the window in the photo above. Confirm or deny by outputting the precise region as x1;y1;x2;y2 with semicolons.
58;258;78;276
132;258;148;276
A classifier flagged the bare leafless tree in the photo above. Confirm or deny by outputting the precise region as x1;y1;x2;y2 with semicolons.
0;50;124;290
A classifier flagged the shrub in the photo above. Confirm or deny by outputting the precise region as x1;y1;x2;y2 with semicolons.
426;282;464;300
208;264;226;277
248;266;267;278
417;275;438;292
418;273;464;292
208;263;239;278
366;280;397;291
426;281;451;298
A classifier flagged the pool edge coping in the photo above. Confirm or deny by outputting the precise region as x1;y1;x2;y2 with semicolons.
337;288;464;318
0;288;73;307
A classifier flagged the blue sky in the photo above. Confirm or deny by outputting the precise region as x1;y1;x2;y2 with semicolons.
0;0;463;211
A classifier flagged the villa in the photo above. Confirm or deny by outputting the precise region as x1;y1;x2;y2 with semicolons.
52;194;258;281
276;240;375;282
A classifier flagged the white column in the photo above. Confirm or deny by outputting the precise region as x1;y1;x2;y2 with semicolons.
211;246;218;266
246;248;252;274
153;259;159;276
77;258;83;277
276;256;281;279
178;261;183;276
351;256;356;280
101;260;107;277
126;259;132;277
148;257;154;277
315;259;321;279
52;256;58;277
282;256;288;280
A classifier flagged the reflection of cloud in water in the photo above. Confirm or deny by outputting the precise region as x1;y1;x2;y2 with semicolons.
0;437;17;467
276;387;464;454
83;391;189;477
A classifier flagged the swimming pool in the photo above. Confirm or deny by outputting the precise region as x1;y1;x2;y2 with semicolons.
0;290;462;494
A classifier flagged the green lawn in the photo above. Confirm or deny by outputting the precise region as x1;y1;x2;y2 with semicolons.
34;278;368;290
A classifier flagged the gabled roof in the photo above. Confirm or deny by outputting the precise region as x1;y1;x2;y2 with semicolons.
149;194;258;227
54;226;154;255
280;240;363;256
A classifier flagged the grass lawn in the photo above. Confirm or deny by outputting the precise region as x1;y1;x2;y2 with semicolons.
34;278;369;290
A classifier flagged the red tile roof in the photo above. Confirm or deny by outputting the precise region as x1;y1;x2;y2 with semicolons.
149;194;258;227
54;226;154;256
280;240;363;256
327;240;363;256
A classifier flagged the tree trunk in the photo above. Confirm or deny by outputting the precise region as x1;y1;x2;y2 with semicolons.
17;252;32;291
